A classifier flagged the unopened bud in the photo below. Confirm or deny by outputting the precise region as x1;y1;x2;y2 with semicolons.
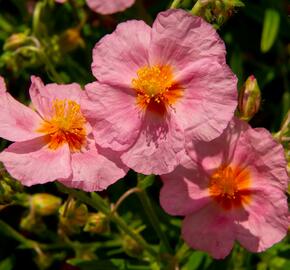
0;181;13;203
84;212;110;234
122;234;144;258
59;199;88;234
238;75;261;121
3;33;29;51
58;28;84;53
31;193;62;216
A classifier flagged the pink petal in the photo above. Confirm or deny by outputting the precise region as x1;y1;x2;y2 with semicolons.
235;188;289;252
149;9;226;70
121;112;184;175
60;137;128;192
182;204;235;259
83;82;142;151
175;61;237;142
160;165;211;216
186;117;248;172
233;127;289;189
0;81;42;142
86;0;135;15
0;138;71;186
92;20;151;87
29;76;83;118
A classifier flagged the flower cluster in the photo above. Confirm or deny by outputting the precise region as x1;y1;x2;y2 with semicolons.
0;8;288;259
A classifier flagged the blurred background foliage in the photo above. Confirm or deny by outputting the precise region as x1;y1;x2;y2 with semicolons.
0;0;289;269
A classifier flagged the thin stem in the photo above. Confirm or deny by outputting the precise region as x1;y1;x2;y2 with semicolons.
56;182;158;259
137;175;173;254
137;189;173;254
111;187;141;214
170;0;182;9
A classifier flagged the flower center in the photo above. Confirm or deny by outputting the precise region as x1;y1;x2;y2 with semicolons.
37;99;87;152
132;65;183;116
209;165;252;210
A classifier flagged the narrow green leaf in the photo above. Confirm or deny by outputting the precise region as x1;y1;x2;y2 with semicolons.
261;9;280;53
0;256;15;270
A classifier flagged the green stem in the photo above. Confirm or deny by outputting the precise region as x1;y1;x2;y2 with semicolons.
191;0;203;15
56;182;158;259
170;0;182;8
137;188;173;254
0;220;34;247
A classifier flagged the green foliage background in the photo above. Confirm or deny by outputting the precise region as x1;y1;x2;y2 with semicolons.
0;0;289;269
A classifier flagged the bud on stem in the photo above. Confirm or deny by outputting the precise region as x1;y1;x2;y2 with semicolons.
238;75;261;121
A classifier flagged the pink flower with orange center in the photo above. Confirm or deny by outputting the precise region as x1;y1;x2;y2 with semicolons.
160;117;289;259
55;0;135;15
83;9;237;174
0;76;128;191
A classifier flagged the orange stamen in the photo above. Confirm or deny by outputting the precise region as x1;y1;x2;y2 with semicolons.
37;99;86;152
209;165;252;210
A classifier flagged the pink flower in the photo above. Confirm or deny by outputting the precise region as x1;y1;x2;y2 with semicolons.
84;9;237;175
86;0;135;15
0;76;128;191
160;117;289;259
55;0;135;15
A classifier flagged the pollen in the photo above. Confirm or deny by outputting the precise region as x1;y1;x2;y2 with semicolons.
209;165;252;210
132;65;183;116
37;99;87;152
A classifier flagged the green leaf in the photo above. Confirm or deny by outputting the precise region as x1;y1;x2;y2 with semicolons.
0;256;15;270
261;9;280;53
185;252;205;270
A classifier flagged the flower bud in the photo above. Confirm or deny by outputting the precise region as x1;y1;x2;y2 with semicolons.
3;33;29;51
83;212;110;234
31;193;62;216
238;75;261;121
122;234;144;258
59;199;88;235
58;28;84;54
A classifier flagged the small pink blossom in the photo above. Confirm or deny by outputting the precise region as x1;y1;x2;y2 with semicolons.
86;0;135;15
84;9;237;175
55;0;135;15
160;117;289;259
0;76;128;191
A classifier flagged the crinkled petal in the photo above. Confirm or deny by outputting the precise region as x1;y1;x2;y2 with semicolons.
0;78;42;142
0;138;71;185
60;138;128;192
83;82;142;151
86;0;135;15
92;20;151;87
121;112;184;175
175;61;237;142
149;9;226;70
182;204;235;259
29;76;83;118
233;127;289;189
235;188;289;252
186;117;248;172
160;165;211;216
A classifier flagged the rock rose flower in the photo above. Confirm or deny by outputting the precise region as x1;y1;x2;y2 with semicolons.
160;117;289;258
0;76;127;191
83;9;237;174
